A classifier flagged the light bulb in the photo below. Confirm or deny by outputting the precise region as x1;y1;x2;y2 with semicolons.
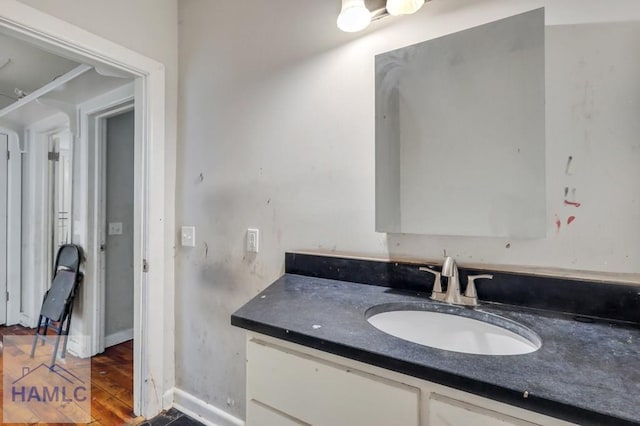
337;0;371;33
386;0;425;16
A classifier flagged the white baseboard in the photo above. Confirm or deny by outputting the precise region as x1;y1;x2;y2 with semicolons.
19;313;35;328
66;335;90;358
173;388;244;426
105;328;133;348
163;387;174;411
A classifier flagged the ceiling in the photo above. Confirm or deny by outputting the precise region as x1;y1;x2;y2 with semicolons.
0;32;81;109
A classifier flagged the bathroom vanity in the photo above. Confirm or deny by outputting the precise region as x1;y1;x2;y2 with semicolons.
232;253;640;426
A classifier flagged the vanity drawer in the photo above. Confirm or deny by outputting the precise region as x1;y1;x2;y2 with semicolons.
247;338;421;426
429;393;540;426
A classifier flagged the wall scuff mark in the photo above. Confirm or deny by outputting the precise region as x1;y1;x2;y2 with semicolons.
565;155;574;175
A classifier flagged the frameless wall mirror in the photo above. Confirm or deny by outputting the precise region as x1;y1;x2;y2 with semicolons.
375;8;546;238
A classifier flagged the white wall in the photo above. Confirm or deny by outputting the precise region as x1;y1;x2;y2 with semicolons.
177;0;640;421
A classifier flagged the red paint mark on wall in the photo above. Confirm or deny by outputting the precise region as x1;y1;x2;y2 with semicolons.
555;216;562;232
564;200;582;207
567;216;576;225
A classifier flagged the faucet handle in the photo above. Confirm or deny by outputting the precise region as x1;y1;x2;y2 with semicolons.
419;267;442;293
465;274;493;298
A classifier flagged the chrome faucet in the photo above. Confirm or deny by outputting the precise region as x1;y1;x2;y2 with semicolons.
463;273;494;306
421;256;493;306
442;256;463;305
418;266;444;302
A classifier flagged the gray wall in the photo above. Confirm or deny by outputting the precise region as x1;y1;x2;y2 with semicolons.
105;110;134;338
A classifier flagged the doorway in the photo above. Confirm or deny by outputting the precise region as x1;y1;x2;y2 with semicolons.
1;1;173;418
85;97;136;355
103;110;135;348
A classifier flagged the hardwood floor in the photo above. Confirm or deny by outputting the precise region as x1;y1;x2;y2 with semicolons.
0;324;144;425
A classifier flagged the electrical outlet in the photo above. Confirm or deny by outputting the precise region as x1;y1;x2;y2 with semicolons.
247;228;259;253
181;226;196;247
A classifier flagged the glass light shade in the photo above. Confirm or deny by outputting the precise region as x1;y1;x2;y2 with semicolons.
386;0;425;16
337;0;371;33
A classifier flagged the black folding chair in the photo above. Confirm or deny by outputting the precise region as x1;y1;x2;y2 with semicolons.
30;244;84;367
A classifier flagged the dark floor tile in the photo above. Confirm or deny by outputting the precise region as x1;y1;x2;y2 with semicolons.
148;407;185;426
167;414;204;426
164;408;184;418
149;419;177;426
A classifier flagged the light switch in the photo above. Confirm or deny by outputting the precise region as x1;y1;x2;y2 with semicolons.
181;226;196;247
247;228;259;253
108;222;123;235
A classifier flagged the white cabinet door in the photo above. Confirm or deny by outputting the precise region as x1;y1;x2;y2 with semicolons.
248;339;421;426
429;393;541;426
246;334;577;426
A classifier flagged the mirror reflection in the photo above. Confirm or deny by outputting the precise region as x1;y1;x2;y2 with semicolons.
375;9;546;238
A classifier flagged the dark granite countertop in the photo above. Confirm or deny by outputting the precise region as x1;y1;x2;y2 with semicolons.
232;274;640;426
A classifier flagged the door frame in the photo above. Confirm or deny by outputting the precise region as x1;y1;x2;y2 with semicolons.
0;1;174;418
0;132;8;325
96;102;135;351
0;128;21;325
79;86;135;355
20;113;68;329
46;128;74;284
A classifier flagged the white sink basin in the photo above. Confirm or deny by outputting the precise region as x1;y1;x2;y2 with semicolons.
367;308;541;355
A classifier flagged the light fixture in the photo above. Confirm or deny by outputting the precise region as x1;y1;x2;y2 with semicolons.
386;0;425;16
337;0;372;33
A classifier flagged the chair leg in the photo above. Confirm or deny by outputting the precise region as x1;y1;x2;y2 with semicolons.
60;334;69;360
42;320;50;346
30;316;44;358
51;333;62;368
31;320;40;358
61;308;74;359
